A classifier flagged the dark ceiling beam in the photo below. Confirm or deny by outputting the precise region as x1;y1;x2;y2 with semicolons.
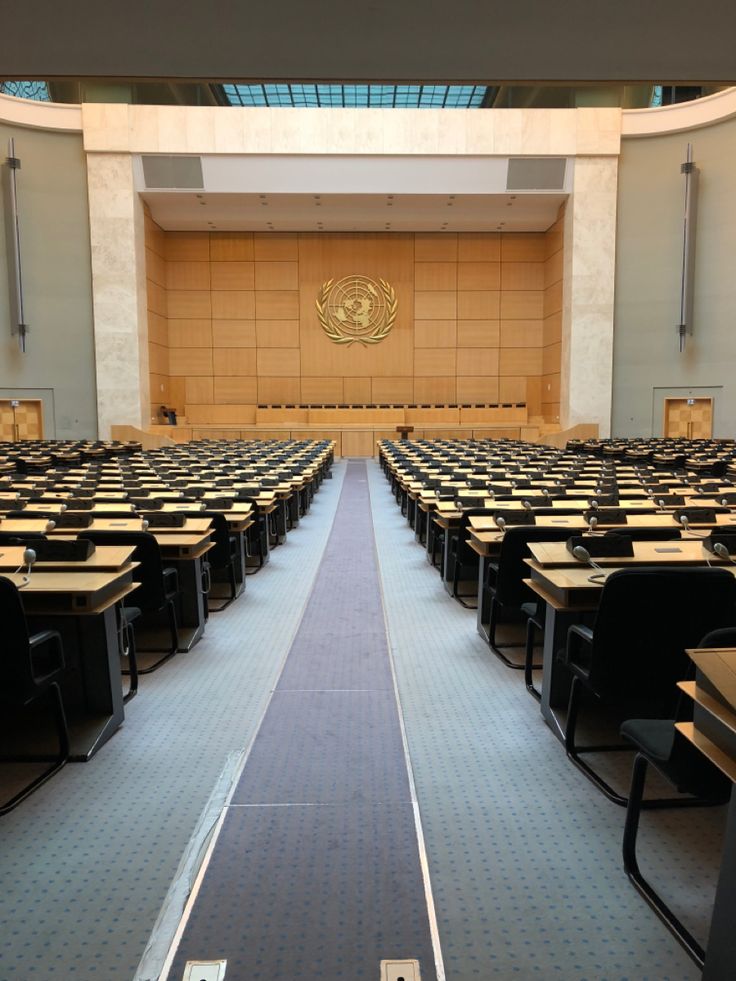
2;1;736;84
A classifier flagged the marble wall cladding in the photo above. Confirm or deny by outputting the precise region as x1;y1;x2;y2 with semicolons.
87;152;149;436
560;156;619;436
82;103;622;157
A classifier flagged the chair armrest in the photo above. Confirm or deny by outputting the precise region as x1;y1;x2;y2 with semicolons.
162;566;179;598
563;623;594;678
28;629;65;675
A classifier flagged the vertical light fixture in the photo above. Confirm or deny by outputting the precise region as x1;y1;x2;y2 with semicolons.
2;137;29;352
677;143;699;353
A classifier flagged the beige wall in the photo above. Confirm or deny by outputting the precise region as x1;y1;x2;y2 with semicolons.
0;121;97;437
148;227;562;424
613;114;736;437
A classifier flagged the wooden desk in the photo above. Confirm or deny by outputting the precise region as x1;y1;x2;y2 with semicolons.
0;544;135;572
527;539;725;568
154;531;213;651
8;568;138;760
526;558;736;741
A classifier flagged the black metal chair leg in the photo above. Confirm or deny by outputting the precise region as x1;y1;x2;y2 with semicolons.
122;621;138;703
623;755;706;969
524;619;542;700
488;599;525;669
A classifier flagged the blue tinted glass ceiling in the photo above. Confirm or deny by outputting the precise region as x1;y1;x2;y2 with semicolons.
221;83;487;108
0;81;51;101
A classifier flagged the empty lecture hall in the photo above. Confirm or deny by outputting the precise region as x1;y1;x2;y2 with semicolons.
2;4;736;979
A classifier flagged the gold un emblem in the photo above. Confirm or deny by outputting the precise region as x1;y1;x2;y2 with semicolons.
316;275;397;346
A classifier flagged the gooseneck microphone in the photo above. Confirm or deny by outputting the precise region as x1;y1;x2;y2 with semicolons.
15;547;37;587
495;515;506;531
587;514;599;533
572;545;607;582
713;542;736;565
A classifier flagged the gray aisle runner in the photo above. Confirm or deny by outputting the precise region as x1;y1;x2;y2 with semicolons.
168;460;438;980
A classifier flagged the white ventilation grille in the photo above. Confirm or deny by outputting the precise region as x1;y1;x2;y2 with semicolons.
142;156;204;189
506;157;567;191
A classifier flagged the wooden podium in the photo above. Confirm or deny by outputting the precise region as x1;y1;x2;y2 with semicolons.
396;424;414;441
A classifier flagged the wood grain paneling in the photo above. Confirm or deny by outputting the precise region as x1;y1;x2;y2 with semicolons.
500;262;545;291
210;232;254;261
168;319;212;348
457;262;501;291
301;377;344;403
499;291;544;320
458;233;500;262
253;233;299;261
414;262;457;291
184;377;214;403
344;377;372;403
254;261;299;291
212;320;257;348
213;348;258;376
210;261;255;290
258;377;301;403
414;377;456;403
457;347;498;376
415;348;456;377
255;320;300;348
213;376;259;403
457;291;500;319
414;320;456;348
499;320;543;348
150;228;560;424
257;348;300;377
371;377;414;403
499;376;528;402
211;291;256;320
255;291;300;319
499;348;543;376
414;233;457;261
414;291;457;319
168;348;213;376
456;376;500;403
167;290;211;319
457;320;500;347
501;233;546;262
342;430;375;456
166;261;211;291
165;232;209;261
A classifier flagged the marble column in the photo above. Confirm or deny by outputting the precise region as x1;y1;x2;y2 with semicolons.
86;152;149;438
560;156;619;437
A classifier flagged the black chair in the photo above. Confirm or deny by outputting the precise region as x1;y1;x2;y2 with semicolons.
487;526;573;668
562;568;736;804
79;531;179;674
0;576;69;815
620;626;736;968
200;512;240;611
449;508;494;607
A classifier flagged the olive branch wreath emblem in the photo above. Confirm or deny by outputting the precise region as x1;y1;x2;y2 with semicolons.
316;277;397;346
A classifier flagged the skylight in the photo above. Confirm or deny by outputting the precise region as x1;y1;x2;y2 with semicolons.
221;83;488;108
0;81;51;101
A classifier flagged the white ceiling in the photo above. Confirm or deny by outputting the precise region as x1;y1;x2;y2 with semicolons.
141;191;567;232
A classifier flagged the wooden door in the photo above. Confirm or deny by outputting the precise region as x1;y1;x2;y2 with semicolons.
0;399;44;441
663;397;713;438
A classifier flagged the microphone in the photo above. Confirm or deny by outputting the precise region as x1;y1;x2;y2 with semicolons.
495;515;506;531
142;519;150;530
542;488;551;501
15;546;36;586
59;502;68;512
572;545;607;582
589;498;599;510
587;514;599;533
678;513;707;539
45;519;56;533
522;499;533;511
713;542;736;565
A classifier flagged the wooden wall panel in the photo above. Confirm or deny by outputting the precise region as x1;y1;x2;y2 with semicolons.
148;228;562;426
344;377;372;403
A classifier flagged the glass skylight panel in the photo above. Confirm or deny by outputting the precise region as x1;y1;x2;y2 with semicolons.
0;81;51;101
221;83;489;108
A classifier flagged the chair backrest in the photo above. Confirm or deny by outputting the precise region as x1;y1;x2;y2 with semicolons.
495;526;575;608
590;568;736;708
78;531;166;609
0;576;34;698
200;512;231;565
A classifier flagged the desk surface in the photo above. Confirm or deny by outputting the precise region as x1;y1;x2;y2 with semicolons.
0;544;135;571
527;539;726;567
